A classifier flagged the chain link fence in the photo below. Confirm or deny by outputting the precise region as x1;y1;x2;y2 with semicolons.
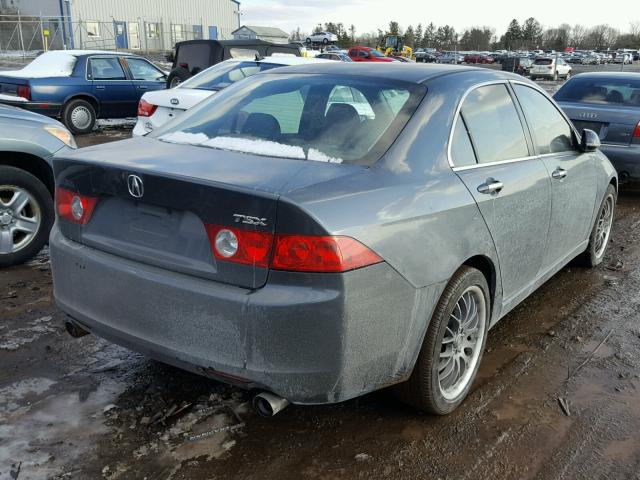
0;14;224;57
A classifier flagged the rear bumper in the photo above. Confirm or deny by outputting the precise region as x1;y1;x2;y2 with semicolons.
600;144;640;180
51;226;442;404
0;99;62;117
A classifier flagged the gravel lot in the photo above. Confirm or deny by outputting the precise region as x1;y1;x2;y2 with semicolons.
1;57;640;480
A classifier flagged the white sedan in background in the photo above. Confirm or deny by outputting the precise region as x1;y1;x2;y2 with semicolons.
306;32;339;45
133;56;325;137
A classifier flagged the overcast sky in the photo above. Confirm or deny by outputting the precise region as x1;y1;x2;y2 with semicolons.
240;0;637;36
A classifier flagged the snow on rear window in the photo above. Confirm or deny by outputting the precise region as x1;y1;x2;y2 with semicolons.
0;51;77;78
159;131;343;163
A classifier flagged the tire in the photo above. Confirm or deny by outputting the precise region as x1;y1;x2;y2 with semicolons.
305;38;312;45
394;266;490;414
576;184;616;268
565;71;571;80
0;166;54;268
530;76;537;81
166;66;191;88
322;38;329;45
63;98;96;135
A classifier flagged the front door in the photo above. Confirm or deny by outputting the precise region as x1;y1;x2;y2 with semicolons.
512;83;597;271
113;21;128;49
450;83;552;309
123;57;167;103
88;56;137;117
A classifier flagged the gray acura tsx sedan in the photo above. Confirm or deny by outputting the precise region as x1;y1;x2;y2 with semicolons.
50;63;617;415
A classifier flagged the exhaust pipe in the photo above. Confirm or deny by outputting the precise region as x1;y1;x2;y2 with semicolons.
253;392;290;417
65;320;90;338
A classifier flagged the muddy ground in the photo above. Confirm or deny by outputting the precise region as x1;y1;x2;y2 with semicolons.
2;60;640;479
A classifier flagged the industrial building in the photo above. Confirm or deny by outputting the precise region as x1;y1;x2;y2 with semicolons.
1;0;241;51
232;25;289;44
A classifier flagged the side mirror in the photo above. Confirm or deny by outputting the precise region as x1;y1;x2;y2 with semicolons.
581;128;600;151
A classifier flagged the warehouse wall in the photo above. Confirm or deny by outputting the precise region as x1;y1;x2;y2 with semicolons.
69;0;240;50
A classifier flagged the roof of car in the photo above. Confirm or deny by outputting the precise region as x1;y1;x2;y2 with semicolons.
54;49;135;57
571;71;640;80
265;62;516;84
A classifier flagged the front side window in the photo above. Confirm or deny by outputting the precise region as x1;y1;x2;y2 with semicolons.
126;58;164;81
514;84;574;155
90;57;126;80
461;84;529;163
151;74;426;166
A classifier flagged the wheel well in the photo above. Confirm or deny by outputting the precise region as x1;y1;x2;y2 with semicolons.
609;176;618;193
65;95;100;117
463;255;496;308
0;152;54;196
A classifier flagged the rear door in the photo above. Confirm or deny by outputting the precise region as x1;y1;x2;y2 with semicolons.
513;83;597;270
123;57;166;101
87;55;137;117
451;83;552;308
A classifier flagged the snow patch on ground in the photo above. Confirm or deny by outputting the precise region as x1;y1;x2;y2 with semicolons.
0;51;76;78
0;316;55;351
159;132;343;163
0;378;57;416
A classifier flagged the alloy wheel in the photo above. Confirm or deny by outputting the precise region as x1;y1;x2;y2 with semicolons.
438;285;486;400
0;185;42;255
594;194;614;258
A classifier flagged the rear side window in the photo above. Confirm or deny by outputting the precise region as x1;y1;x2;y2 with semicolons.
554;76;640;106
450;114;476;167
90;57;126;80
514;85;574;154
461;84;529;163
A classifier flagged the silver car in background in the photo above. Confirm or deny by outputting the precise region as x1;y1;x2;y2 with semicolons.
51;64;616;415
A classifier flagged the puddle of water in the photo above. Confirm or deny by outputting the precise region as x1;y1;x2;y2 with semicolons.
0;379;125;480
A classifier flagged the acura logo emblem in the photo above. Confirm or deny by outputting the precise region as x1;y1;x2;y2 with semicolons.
170;98;179;105
127;174;144;198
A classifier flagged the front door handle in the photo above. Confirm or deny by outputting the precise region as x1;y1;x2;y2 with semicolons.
552;168;567;180
477;178;504;195
138;85;148;89
95;85;105;90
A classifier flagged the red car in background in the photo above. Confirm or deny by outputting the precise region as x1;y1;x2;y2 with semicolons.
348;46;395;62
464;54;495;64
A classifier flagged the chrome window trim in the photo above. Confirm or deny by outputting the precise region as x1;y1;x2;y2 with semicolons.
447;80;531;170
600;143;631;149
452;155;538;172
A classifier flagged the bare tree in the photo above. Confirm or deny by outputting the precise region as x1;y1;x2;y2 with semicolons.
571;24;587;48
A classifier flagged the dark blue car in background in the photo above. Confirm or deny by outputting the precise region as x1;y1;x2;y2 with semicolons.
555;72;640;182
0;50;167;134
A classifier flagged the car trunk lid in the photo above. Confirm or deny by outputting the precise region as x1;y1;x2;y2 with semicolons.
54;137;359;289
0;75;29;100
143;87;214;110
559;101;640;145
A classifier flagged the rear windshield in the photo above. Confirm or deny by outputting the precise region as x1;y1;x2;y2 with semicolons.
179;61;282;91
176;44;211;72
534;58;553;65
554;77;640;106
151;73;426;166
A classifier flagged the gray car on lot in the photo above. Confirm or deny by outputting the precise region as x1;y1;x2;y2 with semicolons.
554;72;640;182
50;63;617;415
0;104;75;266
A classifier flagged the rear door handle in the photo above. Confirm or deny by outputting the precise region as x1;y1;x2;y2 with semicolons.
138;85;148;89
552;168;567;180
95;85;105;90
477;179;504;195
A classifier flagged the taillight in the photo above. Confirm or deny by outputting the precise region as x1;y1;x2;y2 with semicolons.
56;187;98;225
634;121;640;138
137;99;157;117
205;225;273;268
272;235;382;272
205;225;383;273
547;65;553;69
17;85;31;100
